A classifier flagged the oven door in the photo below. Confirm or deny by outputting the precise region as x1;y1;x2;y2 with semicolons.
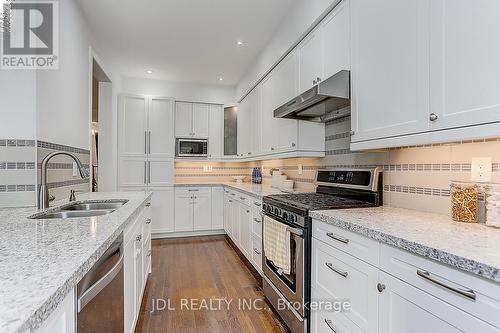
262;214;306;317
176;139;208;157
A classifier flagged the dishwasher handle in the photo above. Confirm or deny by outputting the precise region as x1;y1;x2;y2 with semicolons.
78;250;124;312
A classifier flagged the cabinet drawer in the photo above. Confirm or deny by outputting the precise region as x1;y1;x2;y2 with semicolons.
312;239;379;332
251;209;262;238
251;234;262;272
311;288;364;333
251;198;262;210
175;186;210;196
312;219;379;266
380;244;500;329
235;192;252;206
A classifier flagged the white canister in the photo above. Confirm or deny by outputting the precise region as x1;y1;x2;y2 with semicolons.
281;179;294;192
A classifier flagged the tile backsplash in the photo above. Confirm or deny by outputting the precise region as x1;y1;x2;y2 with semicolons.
176;115;500;216
0;139;90;208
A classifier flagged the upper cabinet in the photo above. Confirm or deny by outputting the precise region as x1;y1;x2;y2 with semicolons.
174;102;209;138
351;0;500;150
148;97;175;158
298;0;351;94
208;104;224;159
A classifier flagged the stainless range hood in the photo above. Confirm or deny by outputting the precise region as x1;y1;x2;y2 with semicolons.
274;70;350;122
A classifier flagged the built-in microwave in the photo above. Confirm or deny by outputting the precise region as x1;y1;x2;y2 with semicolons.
176;138;208;158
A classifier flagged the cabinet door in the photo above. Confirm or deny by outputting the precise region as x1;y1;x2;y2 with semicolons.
211;187;224;229
322;0;350;78
350;0;430;142
148;97;174;158
174;190;193;232
379;272;498;333
36;291;75;333
429;0;500;130
124;234;136;333
260;74;275;153
249;85;262;155
237;97;250;157
193;188;212;231
150;187;174;234
119;95;148;156
208;104;224;159
231;200;240;244
119;157;147;187
148;159;173;187
298;29;323;93
134;231;143;313
223;195;232;236
192;103;209;138
175;102;193;137
238;205;251;257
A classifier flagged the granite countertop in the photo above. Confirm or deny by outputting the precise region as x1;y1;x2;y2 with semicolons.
0;191;152;333
174;182;308;199
310;206;500;283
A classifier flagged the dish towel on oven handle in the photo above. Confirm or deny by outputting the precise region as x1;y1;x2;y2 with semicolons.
263;215;291;275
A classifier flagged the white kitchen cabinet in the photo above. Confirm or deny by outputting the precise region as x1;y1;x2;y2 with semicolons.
148;97;175;158
321;0;350;79
36;290;75;333
238;205;252;257
148;159;174;187
223;193;233;236
193;188;212;231
237;94;251;157
192;103;209;138
149;187;174;234
118;95;148;157
379;271;498;333
231;196;240;243
118;157;148;188
175;102;209;138
174;189;194;232
249;85;262;156
298;29;323;94
208;104;224;159
350;0;430;144
211;186;224;229
123;225;136;333
174;102;193;137
260;74;276;153
428;0;500;131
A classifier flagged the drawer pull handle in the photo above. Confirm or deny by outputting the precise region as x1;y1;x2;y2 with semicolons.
147;250;151;257
145;202;151;207
325;262;348;278
253;248;261;255
146;219;151;225
231;193;236;196
417;270;476;300
254;202;261;207
324;319;337;332
240;197;246;200
188;189;199;192
253;218;261;223
326;232;349;244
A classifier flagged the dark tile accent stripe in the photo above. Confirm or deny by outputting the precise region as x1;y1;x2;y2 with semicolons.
0;139;36;147
46;178;90;190
325;131;352;141
0;162;36;170
384;184;451;197
175;173;250;177
326;148;351;156
37;140;90;155
382;163;495;172
175;166;255;170
36;163;90;170
325;115;350;126
0;184;36;192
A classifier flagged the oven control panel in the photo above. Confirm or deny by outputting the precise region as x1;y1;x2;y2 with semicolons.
262;203;304;227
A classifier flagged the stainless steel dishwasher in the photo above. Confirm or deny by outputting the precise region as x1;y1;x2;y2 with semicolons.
77;234;124;333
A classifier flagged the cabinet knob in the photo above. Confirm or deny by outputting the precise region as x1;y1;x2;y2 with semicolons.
136;235;142;242
350;131;355;136
145;202;151;207
377;283;386;293
317;77;322;83
313;79;317;85
429;113;438;121
146;218;151;224
291;142;296;147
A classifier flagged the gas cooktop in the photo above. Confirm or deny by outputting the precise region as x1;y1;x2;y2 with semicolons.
265;192;376;212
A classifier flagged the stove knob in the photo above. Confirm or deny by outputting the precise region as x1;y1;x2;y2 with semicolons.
290;215;295;223
283;212;288;221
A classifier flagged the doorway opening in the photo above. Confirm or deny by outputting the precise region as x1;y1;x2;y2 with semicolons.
91;59;111;192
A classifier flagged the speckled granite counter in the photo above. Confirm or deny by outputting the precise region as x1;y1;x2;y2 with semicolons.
0;191;152;333
310;207;500;283
174;182;306;199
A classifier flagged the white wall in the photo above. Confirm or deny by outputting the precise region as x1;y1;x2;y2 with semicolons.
236;0;338;100
36;0;93;149
121;76;236;106
0;71;36;139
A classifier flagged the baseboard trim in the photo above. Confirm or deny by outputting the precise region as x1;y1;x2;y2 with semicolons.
152;229;225;239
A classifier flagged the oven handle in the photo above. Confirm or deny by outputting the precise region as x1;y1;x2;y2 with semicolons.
260;212;304;236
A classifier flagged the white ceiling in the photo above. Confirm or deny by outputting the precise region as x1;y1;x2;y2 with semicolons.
78;0;298;86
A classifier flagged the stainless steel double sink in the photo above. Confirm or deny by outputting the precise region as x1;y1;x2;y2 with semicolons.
30;200;129;219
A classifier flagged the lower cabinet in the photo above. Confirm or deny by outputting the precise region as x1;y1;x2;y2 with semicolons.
124;200;152;333
149;187;174;234
36;291;75;333
311;219;500;332
174;187;222;233
211;186;224;229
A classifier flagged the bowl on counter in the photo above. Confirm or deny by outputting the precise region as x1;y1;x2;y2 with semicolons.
232;176;246;183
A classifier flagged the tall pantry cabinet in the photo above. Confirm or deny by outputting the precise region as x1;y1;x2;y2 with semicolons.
118;94;175;235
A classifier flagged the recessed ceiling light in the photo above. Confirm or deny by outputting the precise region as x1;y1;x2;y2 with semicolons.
218;77;224;81
236;40;243;46
146;69;153;74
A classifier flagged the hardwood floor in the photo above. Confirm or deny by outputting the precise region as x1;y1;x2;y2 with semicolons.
135;236;289;333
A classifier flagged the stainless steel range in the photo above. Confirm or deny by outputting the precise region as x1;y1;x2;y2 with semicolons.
261;167;383;333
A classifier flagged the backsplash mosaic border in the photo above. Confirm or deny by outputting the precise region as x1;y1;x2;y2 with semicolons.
0;139;36;147
37;140;90;155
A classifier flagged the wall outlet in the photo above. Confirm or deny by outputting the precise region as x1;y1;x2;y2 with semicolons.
298;164;303;175
471;157;492;182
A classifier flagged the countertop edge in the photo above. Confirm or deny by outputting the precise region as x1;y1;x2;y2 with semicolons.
17;193;153;333
174;183;266;199
309;211;500;283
